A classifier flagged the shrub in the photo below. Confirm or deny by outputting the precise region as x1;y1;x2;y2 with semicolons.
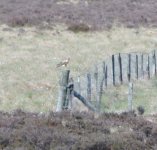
8;16;29;27
137;106;145;115
67;23;90;32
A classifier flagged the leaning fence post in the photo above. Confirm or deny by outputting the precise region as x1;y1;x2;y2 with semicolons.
128;82;133;111
56;70;70;112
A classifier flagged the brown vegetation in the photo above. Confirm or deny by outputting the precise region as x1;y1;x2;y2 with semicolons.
0;110;157;149
0;0;157;30
0;1;157;149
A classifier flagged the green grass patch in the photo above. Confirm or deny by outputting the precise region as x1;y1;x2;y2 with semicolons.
101;77;157;115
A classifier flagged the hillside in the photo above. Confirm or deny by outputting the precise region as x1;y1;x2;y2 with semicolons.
0;0;157;112
0;0;157;149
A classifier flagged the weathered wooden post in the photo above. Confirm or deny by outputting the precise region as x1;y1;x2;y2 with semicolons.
112;55;115;86
56;70;70;112
98;61;106;111
118;53;123;84
96;64;105;112
153;50;156;76
127;54;131;82
73;91;98;112
147;55;150;79
94;65;100;109
135;55;138;79
141;54;144;78
105;65;108;88
77;76;81;94
66;77;74;110
87;73;91;101
128;82;133;111
102;61;106;90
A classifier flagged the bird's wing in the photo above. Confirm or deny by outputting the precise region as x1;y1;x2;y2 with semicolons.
56;59;69;68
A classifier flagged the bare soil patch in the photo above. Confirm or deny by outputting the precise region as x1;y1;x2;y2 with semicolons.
0;110;157;150
0;0;157;30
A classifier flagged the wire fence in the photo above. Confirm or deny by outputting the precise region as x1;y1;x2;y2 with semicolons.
97;78;157;114
71;50;157;114
56;50;157;114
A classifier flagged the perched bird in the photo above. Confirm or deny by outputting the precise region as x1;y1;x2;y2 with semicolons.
56;57;70;68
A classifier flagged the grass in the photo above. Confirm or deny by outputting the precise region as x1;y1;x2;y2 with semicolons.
1;23;157;112
101;77;157;115
101;84;130;113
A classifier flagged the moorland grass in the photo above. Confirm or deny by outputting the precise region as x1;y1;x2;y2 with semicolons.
0;24;157;112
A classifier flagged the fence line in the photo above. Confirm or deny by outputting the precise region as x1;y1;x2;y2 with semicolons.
56;50;157;112
73;50;157;107
99;83;157;114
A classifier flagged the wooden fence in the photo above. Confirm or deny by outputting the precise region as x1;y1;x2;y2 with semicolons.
73;50;157;109
58;50;157;110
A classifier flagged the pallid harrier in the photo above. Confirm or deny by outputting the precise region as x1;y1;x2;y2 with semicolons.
56;57;70;68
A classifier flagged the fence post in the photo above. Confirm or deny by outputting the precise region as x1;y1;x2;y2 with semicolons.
147;55;150;79
87;73;91;101
102;61;106;90
118;53;123;84
77;76;81;94
94;65;100;109
73;91;97;112
153;50;156;76
105;65;108;88
56;70;70;112
136;55;138;79
66;77;74;110
128;54;131;82
141;54;144;78
98;61;106;112
128;82;133;111
112;55;115;85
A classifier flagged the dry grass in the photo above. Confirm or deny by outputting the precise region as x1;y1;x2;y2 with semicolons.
0;24;157;112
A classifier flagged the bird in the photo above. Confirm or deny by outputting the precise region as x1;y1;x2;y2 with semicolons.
56;57;70;68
